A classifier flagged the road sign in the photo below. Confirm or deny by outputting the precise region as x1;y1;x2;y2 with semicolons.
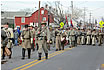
99;20;104;28
60;22;64;28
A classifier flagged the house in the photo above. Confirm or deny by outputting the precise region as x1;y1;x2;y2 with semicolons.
1;11;30;28
15;7;54;29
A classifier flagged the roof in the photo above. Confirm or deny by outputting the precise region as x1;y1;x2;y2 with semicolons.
1;11;31;18
31;7;44;15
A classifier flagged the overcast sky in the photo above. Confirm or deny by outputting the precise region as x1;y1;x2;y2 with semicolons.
1;0;104;22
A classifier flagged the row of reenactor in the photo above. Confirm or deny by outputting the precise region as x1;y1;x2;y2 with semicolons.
20;25;104;60
1;22;104;61
67;28;104;46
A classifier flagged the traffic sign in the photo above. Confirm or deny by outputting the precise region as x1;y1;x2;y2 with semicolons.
60;22;64;28
99;20;104;28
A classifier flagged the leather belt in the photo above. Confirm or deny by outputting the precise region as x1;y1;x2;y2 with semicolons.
24;38;30;39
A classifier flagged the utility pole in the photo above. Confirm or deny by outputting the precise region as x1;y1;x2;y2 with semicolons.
71;1;73;20
84;7;86;26
89;12;92;28
38;1;41;27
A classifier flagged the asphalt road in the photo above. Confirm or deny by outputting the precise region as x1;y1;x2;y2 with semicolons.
1;44;104;70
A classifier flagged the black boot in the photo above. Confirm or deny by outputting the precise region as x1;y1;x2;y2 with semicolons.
21;57;25;60
48;45;50;51
59;48;61;51
2;47;5;60
45;53;48;59
62;45;64;50
28;48;31;59
36;43;39;51
9;56;11;59
8;48;12;59
21;48;25;60
38;53;42;60
55;49;58;51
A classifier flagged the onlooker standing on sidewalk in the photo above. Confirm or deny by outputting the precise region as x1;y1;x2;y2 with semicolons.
14;28;19;46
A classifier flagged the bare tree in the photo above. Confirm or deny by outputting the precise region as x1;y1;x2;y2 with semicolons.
101;17;104;22
73;7;83;20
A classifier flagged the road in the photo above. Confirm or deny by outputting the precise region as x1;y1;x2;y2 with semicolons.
1;44;104;70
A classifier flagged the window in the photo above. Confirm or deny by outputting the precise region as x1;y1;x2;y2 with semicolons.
42;17;46;21
41;10;44;14
21;17;25;23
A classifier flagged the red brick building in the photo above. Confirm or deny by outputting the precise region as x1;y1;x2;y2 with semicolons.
15;7;54;29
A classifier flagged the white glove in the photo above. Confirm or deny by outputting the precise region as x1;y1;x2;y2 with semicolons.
21;37;23;42
31;38;33;44
47;40;49;43
10;40;12;42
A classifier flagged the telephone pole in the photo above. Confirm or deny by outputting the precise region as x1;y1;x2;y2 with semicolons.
89;12;92;28
38;1;41;27
84;7;86;26
71;1;73;20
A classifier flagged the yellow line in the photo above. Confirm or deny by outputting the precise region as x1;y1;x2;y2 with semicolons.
13;48;72;70
20;51;64;70
101;64;104;68
12;50;64;70
20;48;72;70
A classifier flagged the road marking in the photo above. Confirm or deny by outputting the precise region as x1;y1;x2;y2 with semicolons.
20;51;65;70
12;51;61;70
12;48;72;70
101;64;104;67
20;48;72;70
101;64;104;68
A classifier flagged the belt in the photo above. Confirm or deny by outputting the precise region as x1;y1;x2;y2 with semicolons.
38;36;46;40
24;38;30;39
87;35;91;36
56;35;60;36
69;35;75;36
38;36;44;37
92;35;96;37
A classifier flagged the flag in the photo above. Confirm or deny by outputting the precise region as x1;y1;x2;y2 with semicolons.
65;16;68;25
70;19;73;27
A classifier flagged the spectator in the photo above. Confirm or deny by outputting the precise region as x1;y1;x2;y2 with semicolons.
14;28;19;46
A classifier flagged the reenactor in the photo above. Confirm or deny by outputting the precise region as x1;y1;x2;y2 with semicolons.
98;30;103;46
73;28;77;47
60;29;66;50
69;27;76;48
84;29;87;45
77;28;81;45
68;27;72;48
86;29;92;45
91;29;96;46
65;28;69;43
52;28;56;47
1;23;13;59
55;27;61;51
1;27;8;60
36;22;50;60
7;27;14;59
47;26;54;51
29;25;35;51
21;25;32;60
35;26;39;50
81;29;86;45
